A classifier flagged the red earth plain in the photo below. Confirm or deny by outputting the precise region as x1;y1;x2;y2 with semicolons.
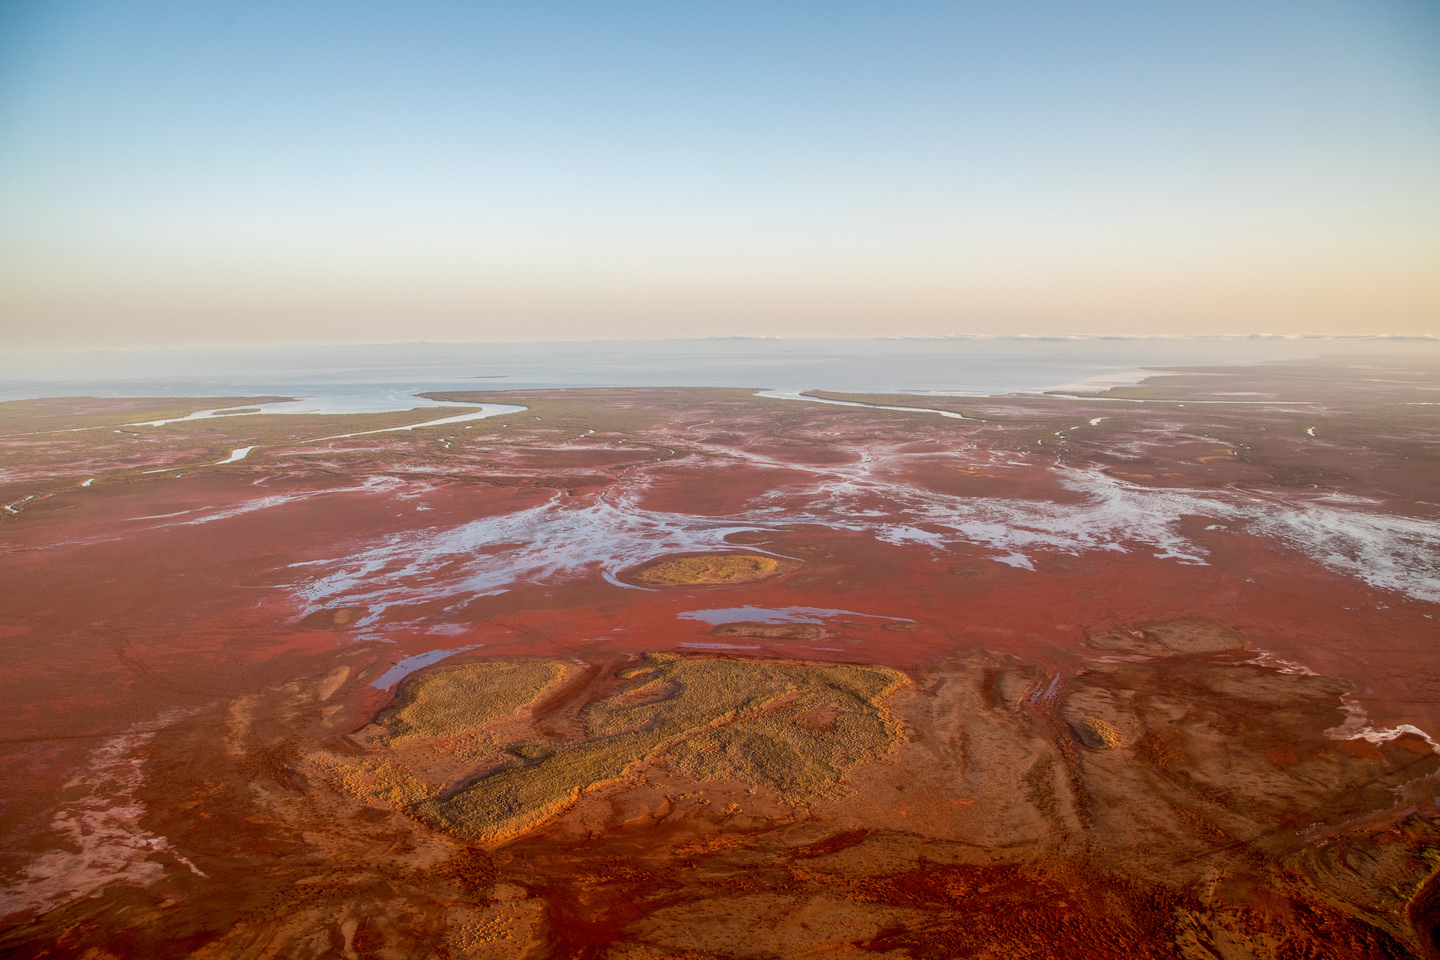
1;357;1439;958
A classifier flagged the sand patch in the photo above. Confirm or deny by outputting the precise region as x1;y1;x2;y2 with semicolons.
712;622;823;640
379;659;569;743
326;655;907;844
632;553;782;586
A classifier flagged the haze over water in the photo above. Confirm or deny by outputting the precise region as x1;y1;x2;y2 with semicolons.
5;337;1437;410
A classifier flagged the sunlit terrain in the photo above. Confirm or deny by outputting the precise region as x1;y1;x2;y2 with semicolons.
2;354;1439;957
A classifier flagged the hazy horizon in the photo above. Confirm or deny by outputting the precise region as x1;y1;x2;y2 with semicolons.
6;334;1439;405
2;2;1438;347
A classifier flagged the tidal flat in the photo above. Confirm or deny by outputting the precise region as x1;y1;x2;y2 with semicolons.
1;357;1438;957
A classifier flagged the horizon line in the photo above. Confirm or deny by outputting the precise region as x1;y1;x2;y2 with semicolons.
5;332;1439;355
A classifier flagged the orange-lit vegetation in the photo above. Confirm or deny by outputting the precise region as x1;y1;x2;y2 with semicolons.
634;553;782;586
332;655;907;842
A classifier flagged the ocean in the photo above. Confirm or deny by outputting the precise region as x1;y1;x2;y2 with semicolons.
2;336;1434;414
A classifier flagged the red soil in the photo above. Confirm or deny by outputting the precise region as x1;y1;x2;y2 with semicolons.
0;365;1437;956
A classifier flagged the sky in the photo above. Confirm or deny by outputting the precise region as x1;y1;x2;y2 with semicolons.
0;0;1437;347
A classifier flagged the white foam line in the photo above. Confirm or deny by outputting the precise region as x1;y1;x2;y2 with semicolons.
0;710;203;921
215;446;255;465
290;491;771;612
123;509;198;522
1030;674;1063;703
284;437;1440;619
133;404;278;427
371;644;480;690
1045;394;1315;407
1327;695;1439;754
304;404;528;442
678;605;913;626
31;478;399;550
1243;649;1317;676
172;495;310;525
755;390;969;419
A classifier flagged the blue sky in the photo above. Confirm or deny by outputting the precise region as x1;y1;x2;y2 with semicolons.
1;1;1436;344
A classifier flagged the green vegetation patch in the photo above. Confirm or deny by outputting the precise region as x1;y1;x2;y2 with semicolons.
382;660;567;742
414;655;907;842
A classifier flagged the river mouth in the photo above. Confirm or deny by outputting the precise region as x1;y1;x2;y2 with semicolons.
131;393;527;427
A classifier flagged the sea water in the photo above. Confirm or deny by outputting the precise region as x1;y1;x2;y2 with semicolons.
2;336;1434;412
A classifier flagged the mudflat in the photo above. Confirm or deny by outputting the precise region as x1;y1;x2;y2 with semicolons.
1;358;1438;958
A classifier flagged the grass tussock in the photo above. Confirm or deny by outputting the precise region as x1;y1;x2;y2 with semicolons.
312;756;430;807
1079;717;1122;749
635;554;780;586
381;660;566;742
415;655;907;842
